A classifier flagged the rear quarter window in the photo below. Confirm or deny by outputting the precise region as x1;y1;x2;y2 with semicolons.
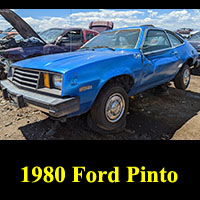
166;31;184;47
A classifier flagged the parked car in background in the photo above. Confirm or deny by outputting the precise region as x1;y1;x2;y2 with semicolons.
89;21;114;33
0;31;18;44
176;28;193;34
0;28;99;63
1;25;198;133
0;9;99;79
176;28;194;39
0;33;21;50
187;30;200;65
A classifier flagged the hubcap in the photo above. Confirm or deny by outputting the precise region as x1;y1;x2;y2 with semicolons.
105;93;125;123
183;69;190;86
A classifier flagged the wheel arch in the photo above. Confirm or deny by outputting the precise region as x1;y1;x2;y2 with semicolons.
92;74;134;106
183;57;194;68
89;75;131;132
184;57;199;69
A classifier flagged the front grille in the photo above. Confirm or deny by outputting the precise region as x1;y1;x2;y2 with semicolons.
12;67;40;89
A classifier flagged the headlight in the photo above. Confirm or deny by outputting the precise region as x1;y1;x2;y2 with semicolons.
52;74;62;90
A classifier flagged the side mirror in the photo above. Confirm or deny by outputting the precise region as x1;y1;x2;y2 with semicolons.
56;36;69;45
59;37;69;44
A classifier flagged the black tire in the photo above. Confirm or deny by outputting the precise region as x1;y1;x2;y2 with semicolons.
89;84;128;133
174;64;190;90
87;112;126;134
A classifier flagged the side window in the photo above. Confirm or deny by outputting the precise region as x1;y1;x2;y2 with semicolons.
167;31;183;47
62;30;82;44
86;32;95;41
142;30;171;53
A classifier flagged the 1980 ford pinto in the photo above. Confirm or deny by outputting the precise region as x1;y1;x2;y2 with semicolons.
0;25;199;133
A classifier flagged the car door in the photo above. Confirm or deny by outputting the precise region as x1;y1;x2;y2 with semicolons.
60;29;84;52
140;29;181;89
166;30;185;71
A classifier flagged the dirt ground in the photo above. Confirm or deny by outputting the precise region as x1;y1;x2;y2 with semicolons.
1;68;200;140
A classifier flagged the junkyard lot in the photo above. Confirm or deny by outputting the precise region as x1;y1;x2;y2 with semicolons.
0;68;200;140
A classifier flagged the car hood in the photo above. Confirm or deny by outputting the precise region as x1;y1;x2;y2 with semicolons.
12;49;137;73
0;9;45;43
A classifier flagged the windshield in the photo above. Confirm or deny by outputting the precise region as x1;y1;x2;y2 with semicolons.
39;28;66;43
81;29;140;50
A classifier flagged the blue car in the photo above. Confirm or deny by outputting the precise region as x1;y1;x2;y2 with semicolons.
0;25;199;133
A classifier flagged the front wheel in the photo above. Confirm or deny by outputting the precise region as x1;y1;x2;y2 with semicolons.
88;84;128;134
174;64;191;90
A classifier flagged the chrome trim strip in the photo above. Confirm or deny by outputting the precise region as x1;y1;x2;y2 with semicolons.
144;47;173;56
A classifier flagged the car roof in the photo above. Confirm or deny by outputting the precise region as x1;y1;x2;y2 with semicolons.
103;25;165;33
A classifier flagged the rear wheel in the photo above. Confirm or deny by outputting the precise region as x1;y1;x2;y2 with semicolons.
88;84;128;134
174;64;190;90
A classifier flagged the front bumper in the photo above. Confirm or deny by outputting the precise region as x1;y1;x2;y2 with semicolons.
0;80;80;118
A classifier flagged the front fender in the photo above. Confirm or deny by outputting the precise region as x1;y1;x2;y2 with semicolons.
65;52;142;117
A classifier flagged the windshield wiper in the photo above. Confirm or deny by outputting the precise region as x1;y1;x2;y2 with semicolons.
92;46;115;51
79;46;115;51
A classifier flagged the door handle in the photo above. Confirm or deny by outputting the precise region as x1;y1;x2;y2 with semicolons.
171;51;178;55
